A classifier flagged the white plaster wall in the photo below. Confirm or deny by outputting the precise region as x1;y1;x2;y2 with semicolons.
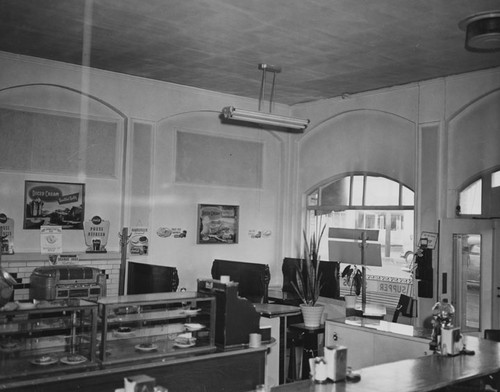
0;52;289;290
284;68;500;250
298;109;416;193
148;112;285;290
1;51;499;295
446;89;500;217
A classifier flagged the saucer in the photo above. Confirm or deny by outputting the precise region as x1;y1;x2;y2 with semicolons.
60;354;87;365
30;355;58;366
114;330;134;337
184;323;205;331
174;342;195;348
135;343;158;352
182;308;201;316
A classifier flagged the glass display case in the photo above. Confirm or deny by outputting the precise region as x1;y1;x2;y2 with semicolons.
98;291;216;365
0;299;98;383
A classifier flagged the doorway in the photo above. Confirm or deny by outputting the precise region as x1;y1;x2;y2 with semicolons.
439;219;499;332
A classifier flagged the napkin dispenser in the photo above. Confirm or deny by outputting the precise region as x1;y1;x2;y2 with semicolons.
324;345;348;382
310;345;348;383
124;375;155;392
441;326;462;356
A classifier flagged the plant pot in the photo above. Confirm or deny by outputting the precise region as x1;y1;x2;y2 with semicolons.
300;304;325;327
344;294;357;309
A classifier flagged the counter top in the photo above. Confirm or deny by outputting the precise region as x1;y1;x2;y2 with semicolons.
253;303;301;317
329;316;432;340
271;335;498;392
1;251;120;262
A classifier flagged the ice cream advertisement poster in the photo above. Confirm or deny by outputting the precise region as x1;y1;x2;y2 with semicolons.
24;181;85;230
197;204;239;244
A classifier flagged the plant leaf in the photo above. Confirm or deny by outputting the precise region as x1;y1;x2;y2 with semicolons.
341;265;352;278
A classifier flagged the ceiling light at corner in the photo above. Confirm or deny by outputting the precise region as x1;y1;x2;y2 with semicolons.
459;11;500;52
221;63;310;133
221;106;309;132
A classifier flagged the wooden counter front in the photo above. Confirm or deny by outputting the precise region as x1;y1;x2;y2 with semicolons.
271;336;500;392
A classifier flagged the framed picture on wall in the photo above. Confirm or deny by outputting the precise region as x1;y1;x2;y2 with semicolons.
197;204;239;244
23;180;85;230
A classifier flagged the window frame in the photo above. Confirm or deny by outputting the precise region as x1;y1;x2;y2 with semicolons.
305;172;415;311
457;166;500;218
306;172;414;212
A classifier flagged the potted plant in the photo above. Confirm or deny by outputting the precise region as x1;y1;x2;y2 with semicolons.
341;264;363;308
291;225;326;327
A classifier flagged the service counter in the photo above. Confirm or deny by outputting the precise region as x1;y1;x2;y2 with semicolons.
3;345;267;392
325;317;432;369
0;287;270;391
271;335;500;392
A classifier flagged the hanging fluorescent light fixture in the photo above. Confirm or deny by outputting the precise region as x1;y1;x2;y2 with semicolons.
221;64;310;133
222;106;309;131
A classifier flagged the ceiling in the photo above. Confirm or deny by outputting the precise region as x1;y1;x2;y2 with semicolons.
1;0;500;106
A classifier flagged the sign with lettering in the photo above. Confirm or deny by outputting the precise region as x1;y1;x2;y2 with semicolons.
83;216;110;253
40;225;63;254
23;181;85;230
129;227;149;256
0;214;15;254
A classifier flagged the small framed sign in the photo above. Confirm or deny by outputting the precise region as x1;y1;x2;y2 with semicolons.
419;231;438;250
197;204;239;244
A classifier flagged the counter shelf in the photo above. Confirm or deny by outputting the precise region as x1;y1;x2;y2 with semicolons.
98;292;216;366
0;299;98;383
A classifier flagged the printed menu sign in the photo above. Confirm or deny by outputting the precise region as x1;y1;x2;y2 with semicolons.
129;227;149;256
40;225;63;254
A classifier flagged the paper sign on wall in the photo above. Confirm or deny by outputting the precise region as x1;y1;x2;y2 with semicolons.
130;227;149;256
0;213;15;254
40;225;62;254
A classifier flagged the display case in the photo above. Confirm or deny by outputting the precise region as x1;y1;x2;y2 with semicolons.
98;291;216;365
0;299;98;384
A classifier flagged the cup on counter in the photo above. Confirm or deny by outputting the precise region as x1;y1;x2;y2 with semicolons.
220;275;230;283
249;333;262;348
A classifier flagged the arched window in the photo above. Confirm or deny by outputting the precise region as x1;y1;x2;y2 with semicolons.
457;168;500;217
306;173;414;309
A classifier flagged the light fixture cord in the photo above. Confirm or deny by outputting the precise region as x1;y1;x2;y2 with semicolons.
258;67;266;112
269;72;277;113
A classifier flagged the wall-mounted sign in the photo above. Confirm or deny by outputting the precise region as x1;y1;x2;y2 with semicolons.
248;229;272;239
23;181;85;230
420;231;438;250
0;213;14;254
156;227;187;239
40;225;63;254
56;254;79;265
197;204;238;244
83;216;109;253
129;227;149;256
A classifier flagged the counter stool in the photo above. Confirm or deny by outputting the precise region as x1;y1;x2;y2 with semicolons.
288;323;325;380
